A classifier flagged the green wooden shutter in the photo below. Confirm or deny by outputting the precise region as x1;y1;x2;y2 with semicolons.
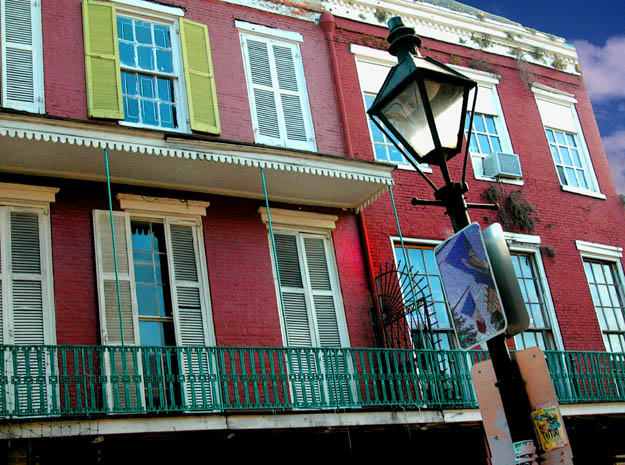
166;221;214;408
93;210;141;410
82;0;124;119
179;18;220;134
2;0;44;113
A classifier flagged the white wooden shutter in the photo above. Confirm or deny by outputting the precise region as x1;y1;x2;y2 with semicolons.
7;210;47;411
242;35;315;151
166;221;214;408
1;0;44;113
93;210;141;410
273;232;321;404
301;235;351;403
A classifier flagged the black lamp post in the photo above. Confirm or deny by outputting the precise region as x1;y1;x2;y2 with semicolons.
368;17;538;460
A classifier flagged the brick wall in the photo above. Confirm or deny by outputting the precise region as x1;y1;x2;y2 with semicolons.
0;174;372;347
331;17;625;351
41;0;345;155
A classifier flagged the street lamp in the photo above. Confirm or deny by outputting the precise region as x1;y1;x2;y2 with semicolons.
368;17;539;463
367;16;475;167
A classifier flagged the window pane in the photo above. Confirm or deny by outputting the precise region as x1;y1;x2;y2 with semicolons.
153;24;171;48
137;45;154;71
139;321;166;346
545;129;554;143
119;42;136;67
156;49;173;73
136;283;159;316
477;134;491;154
160;103;175;128
565;168;579;187
473;114;485;132
124;97;140;123
485;115;497;134
135;21;152;45
490;136;501;153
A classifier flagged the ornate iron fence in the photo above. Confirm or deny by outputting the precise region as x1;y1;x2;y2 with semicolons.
0;345;623;417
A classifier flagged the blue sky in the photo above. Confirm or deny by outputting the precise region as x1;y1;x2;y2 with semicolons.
458;0;625;194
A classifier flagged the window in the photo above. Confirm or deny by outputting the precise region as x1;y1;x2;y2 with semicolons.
393;243;456;350
93;195;216;410
583;259;625;352
238;21;316;151
577;240;625;352
533;84;602;197
546;129;590;190
260;208;350;404
82;0;220;134
364;93;407;164
456;67;516;182
510;252;557;350
0;183;58;415
117;16;178;129
352;45;430;171
1;0;45;113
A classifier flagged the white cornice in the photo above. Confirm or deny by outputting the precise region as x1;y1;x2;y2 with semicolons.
330;0;579;74
258;207;339;230
117;193;210;217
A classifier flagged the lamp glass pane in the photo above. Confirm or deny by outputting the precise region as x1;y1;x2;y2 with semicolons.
381;80;433;158
425;78;465;150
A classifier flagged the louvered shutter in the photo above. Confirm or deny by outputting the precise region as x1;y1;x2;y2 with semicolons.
93;210;141;410
273;232;322;405
179;19;220;135
82;0;124;119
301;235;351;403
8;211;47;412
166;221;214;409
1;0;44;113
242;35;315;151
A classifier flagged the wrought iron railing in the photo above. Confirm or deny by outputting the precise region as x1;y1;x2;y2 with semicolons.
0;345;623;418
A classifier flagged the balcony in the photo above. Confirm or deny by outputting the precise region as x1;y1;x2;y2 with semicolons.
1;345;624;418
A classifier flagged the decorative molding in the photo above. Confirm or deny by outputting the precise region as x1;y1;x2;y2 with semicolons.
576;240;623;260
326;0;579;74
531;83;577;104
112;0;184;17
504;232;541;246
0;182;59;206
258;207;338;230
117;193;210;217
235;20;304;42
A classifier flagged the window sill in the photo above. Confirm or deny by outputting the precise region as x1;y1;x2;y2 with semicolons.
378;160;432;173
119;120;189;134
474;174;524;186
560;185;606;200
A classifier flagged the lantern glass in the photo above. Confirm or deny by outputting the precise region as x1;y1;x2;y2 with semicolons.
380;80;432;157
379;75;466;160
425;77;465;151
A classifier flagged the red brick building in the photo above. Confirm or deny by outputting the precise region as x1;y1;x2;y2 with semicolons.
0;0;624;462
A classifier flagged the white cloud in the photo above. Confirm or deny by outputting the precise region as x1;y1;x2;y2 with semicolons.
573;36;625;102
602;130;625;194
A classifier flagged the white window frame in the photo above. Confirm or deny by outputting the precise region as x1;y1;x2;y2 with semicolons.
259;207;350;350
576;240;625;352
116;194;216;349
450;65;519;185
532;84;604;199
504;232;563;350
351;44;431;173
114;0;190;132
1;0;45;114
238;21;316;152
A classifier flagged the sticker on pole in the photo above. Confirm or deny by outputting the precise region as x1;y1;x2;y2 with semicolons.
434;223;506;350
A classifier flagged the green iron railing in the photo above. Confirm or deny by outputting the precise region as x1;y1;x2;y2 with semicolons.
0;345;623;418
